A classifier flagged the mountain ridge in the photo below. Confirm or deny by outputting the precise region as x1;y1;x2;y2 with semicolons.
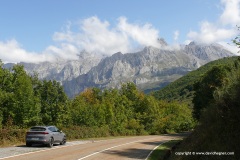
4;41;235;98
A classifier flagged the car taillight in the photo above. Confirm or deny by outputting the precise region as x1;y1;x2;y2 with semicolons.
26;132;32;135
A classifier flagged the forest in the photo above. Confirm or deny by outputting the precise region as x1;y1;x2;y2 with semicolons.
0;61;194;145
169;57;240;159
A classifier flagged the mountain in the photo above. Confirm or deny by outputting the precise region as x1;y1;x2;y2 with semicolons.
5;51;102;82
4;41;234;98
63;42;234;97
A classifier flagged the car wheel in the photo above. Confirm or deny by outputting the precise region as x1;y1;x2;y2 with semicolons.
60;137;66;145
48;138;54;148
26;142;32;147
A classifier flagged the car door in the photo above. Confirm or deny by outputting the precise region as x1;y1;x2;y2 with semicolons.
53;126;62;141
48;127;59;141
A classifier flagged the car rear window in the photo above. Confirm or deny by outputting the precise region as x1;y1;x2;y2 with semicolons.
30;127;46;131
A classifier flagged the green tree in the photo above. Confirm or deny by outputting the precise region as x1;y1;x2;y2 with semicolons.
233;26;240;52
71;93;99;127
39;80;69;126
11;65;41;126
0;61;14;127
192;65;230;119
0;61;10;127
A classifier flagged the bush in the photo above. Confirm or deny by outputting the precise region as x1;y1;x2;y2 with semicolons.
0;128;26;146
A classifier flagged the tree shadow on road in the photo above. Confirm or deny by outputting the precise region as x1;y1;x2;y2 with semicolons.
101;133;190;159
102;140;168;159
103;148;152;159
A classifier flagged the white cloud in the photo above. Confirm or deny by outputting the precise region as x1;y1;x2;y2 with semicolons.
187;21;237;43
53;16;160;55
0;39;81;63
220;0;240;26
43;43;79;60
79;16;130;54
0;39;54;63
218;41;240;54
187;0;240;45
1;16;161;63
174;30;179;41
117;17;160;48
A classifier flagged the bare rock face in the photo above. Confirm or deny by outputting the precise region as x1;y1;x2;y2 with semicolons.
4;41;234;98
16;51;102;83
63;42;233;97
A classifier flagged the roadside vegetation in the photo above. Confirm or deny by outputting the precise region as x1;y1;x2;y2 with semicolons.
148;139;182;160
168;28;240;160
0;62;194;147
169;57;240;160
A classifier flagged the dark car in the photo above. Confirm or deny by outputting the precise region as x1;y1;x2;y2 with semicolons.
26;126;66;147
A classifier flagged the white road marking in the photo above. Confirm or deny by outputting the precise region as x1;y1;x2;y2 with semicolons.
0;141;90;160
78;137;156;160
145;140;169;160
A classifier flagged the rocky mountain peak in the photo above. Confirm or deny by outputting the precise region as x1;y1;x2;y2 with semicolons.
112;52;123;58
158;38;168;47
188;41;196;46
77;50;99;60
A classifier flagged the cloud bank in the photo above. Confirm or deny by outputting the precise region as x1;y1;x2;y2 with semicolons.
53;16;160;55
0;40;54;63
0;16;160;63
187;0;240;51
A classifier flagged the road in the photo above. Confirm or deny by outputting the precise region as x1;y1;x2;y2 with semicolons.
0;133;188;160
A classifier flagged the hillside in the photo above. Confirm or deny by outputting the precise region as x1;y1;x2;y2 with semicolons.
169;56;240;160
152;56;239;105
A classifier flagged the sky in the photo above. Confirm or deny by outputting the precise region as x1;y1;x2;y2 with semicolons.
0;0;240;63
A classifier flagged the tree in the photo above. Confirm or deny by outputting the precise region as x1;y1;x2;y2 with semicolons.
39;80;69;126
80;88;101;104
193;65;231;119
233;26;240;52
11;65;41;126
0;61;14;127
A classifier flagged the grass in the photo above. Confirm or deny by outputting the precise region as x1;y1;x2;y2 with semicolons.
148;139;182;160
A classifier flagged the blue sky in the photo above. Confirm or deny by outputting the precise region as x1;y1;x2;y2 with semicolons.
0;0;239;63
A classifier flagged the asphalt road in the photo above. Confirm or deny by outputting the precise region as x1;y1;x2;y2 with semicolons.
0;133;188;160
